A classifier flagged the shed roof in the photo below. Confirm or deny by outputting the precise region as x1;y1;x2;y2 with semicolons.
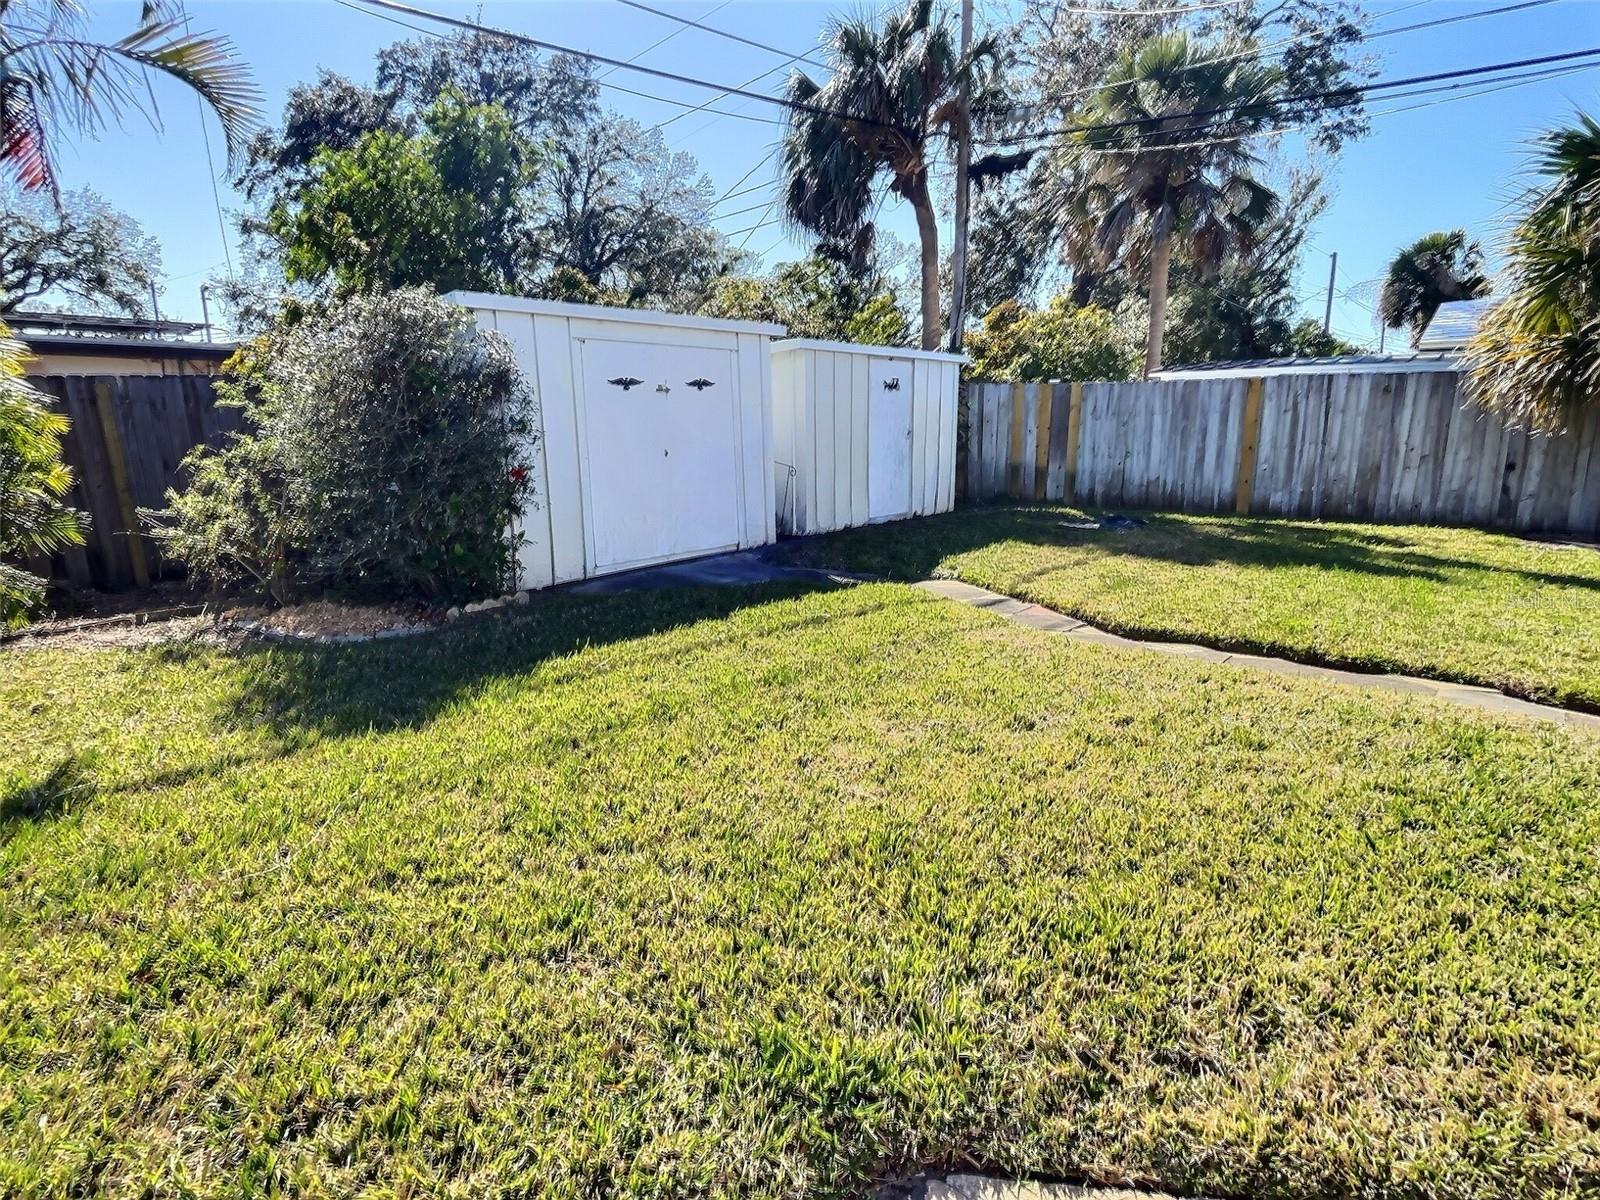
1417;298;1496;350
446;291;787;338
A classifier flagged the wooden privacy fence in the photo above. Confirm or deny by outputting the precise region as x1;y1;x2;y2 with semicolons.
28;374;243;590
962;370;1600;537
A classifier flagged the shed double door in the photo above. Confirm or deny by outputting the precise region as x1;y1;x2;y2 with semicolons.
867;357;914;520
577;336;744;573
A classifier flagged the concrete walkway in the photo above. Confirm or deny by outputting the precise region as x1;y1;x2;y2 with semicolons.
916;578;1600;735
881;1174;1183;1200
567;547;866;594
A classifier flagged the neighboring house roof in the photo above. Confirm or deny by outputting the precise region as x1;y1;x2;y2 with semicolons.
17;332;236;361
7;309;234;364
7;309;210;339
1417;298;1496;351
1151;351;1459;381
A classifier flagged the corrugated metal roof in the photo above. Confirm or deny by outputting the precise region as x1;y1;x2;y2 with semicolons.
1417;298;1496;350
1151;351;1459;380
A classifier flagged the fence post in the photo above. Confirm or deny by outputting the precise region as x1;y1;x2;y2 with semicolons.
1234;376;1264;515
1007;381;1027;497
1032;383;1053;499
91;378;151;588
1065;382;1083;502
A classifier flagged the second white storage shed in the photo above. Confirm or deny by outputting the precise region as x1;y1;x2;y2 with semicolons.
450;292;784;589
771;339;964;535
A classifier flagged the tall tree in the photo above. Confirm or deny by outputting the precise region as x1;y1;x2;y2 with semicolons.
963;0;1368;333
780;0;999;349
0;0;258;193
1162;170;1327;364
375;32;596;140
1008;0;1370;156
1379;230;1490;345
1;185;160;315
699;240;910;346
1069;32;1284;375
239;31;722;309
1467;112;1600;431
269;90;533;296
531;118;730;307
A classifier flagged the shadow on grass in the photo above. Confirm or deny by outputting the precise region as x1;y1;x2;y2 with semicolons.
785;502;1600;593
172;577;852;746
2;756;97;839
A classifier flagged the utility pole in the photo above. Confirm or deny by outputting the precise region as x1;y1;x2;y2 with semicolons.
945;0;975;353
1322;251;1338;335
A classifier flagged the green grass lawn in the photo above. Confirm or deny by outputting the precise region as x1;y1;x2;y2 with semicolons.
4;582;1600;1199
787;505;1600;710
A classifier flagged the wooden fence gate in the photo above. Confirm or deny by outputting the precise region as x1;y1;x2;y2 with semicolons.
962;371;1600;537
28;374;243;590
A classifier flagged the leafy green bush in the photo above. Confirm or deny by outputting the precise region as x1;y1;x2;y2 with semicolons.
0;322;85;626
698;252;911;347
151;289;533;605
965;297;1142;381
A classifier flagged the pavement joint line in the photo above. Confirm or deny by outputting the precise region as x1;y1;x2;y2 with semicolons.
912;579;1600;735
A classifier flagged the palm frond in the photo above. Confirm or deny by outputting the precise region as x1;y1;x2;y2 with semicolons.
1467;110;1600;431
0;0;260;189
110;14;262;167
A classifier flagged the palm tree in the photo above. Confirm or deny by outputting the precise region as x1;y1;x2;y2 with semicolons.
1066;32;1283;376
1467;112;1600;431
1379;230;1490;345
1;0;259;194
780;0;997;350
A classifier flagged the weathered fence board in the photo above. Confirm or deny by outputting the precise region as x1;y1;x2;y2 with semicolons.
958;369;1600;537
27;373;242;590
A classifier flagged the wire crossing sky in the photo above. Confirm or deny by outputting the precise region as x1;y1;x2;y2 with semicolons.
38;0;1600;348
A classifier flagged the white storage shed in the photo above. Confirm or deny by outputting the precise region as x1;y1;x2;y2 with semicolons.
450;292;784;589
770;339;964;535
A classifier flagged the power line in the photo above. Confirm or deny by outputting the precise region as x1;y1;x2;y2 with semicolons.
180;2;234;278
713;148;779;206
1074;59;1599;154
605;80;781;125
343;0;909;135
1053;0;1248;15
611;0;828;71
1363;0;1561;43
659;57;804;137
726;212;783;241
718;196;785;219
1045;0;1553;106
999;45;1600;145
336;0;785;130
597;0;733;80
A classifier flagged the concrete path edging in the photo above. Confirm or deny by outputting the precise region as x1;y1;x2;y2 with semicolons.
879;1173;1193;1200
915;579;1600;735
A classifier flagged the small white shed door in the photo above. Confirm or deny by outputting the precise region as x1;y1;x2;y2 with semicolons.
578;338;743;572
867;357;914;520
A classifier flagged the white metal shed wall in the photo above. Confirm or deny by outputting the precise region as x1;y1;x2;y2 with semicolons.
450;292;783;589
771;340;964;535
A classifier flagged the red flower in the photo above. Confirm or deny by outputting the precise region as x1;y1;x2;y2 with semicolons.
508;465;530;485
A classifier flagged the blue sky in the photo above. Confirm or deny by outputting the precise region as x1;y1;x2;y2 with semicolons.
53;0;1600;344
